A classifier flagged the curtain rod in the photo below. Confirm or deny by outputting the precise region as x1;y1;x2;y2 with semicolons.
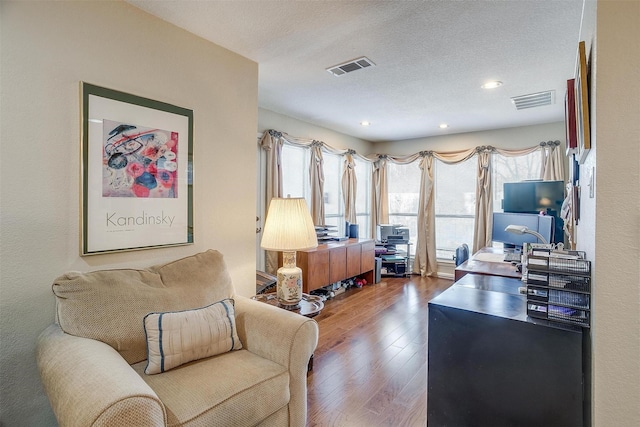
262;129;561;164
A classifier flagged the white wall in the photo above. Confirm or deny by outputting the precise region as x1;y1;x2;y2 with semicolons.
0;2;258;425
371;121;566;155
577;1;640;425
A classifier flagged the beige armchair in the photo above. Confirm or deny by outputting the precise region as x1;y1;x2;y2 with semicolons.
37;250;318;426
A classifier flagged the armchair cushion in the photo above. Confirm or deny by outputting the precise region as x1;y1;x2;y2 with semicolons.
144;298;242;374
53;250;234;364
132;349;290;426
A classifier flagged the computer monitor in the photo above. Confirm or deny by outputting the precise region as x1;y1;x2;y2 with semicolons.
491;212;554;249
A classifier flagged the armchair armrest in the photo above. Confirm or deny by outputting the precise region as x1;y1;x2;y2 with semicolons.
37;324;166;427
233;296;318;368
233;296;318;427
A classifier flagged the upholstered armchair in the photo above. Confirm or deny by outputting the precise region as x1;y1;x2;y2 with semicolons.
37;250;318;426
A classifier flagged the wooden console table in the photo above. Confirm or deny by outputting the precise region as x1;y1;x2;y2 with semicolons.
279;238;375;293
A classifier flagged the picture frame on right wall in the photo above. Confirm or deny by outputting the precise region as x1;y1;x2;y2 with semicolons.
575;41;591;164
565;78;577;155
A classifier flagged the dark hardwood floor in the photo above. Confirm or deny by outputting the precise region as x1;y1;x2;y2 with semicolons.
306;274;454;427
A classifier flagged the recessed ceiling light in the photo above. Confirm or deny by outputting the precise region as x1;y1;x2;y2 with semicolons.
439;123;449;129
360;121;370;126
481;81;503;89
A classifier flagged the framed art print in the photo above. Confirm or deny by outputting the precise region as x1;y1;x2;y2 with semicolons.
81;82;193;255
575;41;591;164
564;78;577;155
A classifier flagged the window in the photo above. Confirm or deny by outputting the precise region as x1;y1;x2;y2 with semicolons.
492;151;542;212
387;162;421;246
322;152;344;231
281;145;372;238
434;159;476;260
281;144;310;205
278;143;544;265
434;152;543;259
354;157;372;238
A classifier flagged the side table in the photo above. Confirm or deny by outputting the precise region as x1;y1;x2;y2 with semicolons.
251;293;324;318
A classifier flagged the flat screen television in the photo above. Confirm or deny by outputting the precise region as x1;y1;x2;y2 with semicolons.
492;212;554;248
503;180;565;244
503;180;564;214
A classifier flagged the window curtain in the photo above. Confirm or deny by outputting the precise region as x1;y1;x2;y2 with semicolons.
309;141;325;225
540;140;564;181
472;147;493;253
263;128;561;276
378;144;560;266
342;151;357;224
376;148;476;277
259;130;284;274
413;153;437;276
260;129;376;231
370;156;389;238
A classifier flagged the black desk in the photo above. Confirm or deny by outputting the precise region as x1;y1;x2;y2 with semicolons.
428;274;584;427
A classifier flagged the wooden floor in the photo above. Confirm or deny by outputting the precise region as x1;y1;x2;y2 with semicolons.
306;274;454;427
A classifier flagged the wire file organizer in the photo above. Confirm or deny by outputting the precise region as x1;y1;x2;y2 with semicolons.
524;248;591;327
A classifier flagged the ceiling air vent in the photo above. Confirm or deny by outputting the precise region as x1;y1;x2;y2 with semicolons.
511;90;556;110
326;57;375;77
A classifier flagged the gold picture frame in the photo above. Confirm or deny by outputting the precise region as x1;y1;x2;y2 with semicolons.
575;41;591;164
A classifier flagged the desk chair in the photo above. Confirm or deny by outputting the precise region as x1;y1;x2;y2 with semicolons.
454;243;469;267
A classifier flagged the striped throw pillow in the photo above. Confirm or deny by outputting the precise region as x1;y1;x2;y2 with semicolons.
143;298;242;374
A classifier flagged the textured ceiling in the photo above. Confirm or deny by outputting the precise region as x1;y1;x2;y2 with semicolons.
127;0;586;142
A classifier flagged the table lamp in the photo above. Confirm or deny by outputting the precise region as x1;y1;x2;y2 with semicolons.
505;224;549;244
261;197;318;308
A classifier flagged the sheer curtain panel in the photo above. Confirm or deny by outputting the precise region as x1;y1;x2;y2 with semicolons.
413;154;438;276
540;140;565;181
472;148;493;253
260;130;284;274
342;152;357;224
371;156;389;238
309;142;325;225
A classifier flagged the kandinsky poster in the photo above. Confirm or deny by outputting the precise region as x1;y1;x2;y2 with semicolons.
81;82;193;255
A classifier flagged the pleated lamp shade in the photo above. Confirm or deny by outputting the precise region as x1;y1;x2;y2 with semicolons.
261;198;318;251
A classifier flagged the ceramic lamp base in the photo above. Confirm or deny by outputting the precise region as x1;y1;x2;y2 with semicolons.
277;250;303;307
